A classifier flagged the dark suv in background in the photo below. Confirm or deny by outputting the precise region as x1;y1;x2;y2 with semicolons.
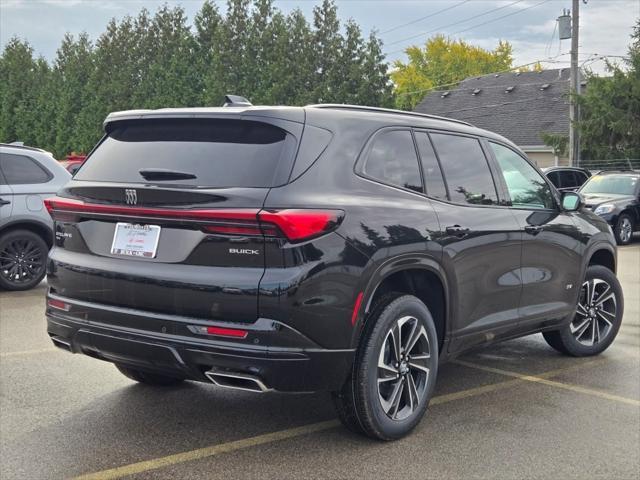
579;171;640;245
45;99;624;440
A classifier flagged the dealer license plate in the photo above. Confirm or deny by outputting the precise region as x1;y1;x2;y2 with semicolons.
110;223;161;258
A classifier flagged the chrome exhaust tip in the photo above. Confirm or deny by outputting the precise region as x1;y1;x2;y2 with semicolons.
51;336;72;352
205;369;271;393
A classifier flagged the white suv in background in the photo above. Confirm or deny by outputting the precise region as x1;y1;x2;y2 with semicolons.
0;143;70;290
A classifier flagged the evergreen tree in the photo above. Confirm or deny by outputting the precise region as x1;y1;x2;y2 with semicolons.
575;20;640;163
134;5;198;108
360;32;394;108
74;16;142;151
0;38;39;144
0;0;394;154
312;0;343;103
52;33;94;158
194;0;224;105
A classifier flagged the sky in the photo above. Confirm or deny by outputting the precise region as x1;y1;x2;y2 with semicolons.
1;0;638;74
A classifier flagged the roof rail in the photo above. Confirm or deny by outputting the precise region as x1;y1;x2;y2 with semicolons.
0;142;46;153
306;104;473;127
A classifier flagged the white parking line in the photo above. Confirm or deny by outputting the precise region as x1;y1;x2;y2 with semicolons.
453;359;640;407
70;357;611;480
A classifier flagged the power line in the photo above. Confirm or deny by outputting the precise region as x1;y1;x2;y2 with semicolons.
395;53;572;98
429;94;551;117
396;51;624;100
545;15;558;58
448;0;551;37
384;0;524;49
380;0;470;35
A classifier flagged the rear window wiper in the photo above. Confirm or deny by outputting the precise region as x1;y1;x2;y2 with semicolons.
138;169;197;181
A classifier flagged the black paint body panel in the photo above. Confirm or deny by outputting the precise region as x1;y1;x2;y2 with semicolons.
46;105;618;392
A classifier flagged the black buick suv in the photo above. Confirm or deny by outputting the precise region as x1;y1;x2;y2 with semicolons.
45;99;624;440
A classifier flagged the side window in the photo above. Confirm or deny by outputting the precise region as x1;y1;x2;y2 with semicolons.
0;153;51;185
414;132;447;200
561;171;579;188
490;142;555;210
430;133;498;205
547;171;561;188
362;130;423;193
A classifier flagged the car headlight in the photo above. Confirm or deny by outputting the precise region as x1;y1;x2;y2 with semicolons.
594;204;615;215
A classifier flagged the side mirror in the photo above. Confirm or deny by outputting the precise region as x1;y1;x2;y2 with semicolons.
562;192;583;211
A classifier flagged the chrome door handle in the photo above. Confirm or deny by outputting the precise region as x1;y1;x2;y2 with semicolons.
0;198;10;206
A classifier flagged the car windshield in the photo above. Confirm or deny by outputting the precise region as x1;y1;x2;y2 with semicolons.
580;175;638;195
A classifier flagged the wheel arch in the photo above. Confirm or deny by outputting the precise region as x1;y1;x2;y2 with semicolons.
587;245;616;274
351;255;450;352
0;219;54;248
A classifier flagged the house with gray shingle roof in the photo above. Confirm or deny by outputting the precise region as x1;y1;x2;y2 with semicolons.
414;68;572;167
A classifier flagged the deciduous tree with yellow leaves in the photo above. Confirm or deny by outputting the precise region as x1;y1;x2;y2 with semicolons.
391;35;514;110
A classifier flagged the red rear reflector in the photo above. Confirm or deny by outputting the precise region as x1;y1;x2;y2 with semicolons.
259;209;344;242
351;292;364;326
47;299;70;311
205;326;248;338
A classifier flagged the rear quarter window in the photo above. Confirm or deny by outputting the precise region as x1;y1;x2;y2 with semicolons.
360;129;423;194
0;153;52;185
75;119;298;188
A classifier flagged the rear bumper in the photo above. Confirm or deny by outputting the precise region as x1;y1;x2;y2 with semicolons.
46;293;354;392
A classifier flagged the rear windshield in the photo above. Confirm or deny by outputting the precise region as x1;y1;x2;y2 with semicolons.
75;118;297;188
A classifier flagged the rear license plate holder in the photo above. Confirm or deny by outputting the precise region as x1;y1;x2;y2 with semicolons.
110;222;161;258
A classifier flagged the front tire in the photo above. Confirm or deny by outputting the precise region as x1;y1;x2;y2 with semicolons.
116;365;185;386
333;294;439;440
614;213;634;245
543;265;623;356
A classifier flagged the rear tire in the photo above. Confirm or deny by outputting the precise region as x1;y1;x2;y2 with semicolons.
116;365;185;386
0;229;48;291
332;293;439;440
543;265;623;356
614;213;634;245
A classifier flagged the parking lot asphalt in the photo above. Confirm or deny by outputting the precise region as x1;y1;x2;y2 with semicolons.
1;245;639;480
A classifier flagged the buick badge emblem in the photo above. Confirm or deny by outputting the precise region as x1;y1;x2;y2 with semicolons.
125;189;137;205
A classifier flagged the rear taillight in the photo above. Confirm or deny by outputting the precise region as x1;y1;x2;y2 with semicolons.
258;209;344;242
44;197;343;243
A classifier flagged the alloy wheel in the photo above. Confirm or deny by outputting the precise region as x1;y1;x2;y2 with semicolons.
0;238;45;286
570;278;617;347
619;217;632;243
377;315;431;421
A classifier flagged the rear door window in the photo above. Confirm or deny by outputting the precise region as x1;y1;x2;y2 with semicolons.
0;153;51;185
430;133;498;205
75;119;298;188
361;130;423;193
414;132;447;200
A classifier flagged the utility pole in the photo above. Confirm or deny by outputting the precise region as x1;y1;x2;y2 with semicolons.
569;0;580;167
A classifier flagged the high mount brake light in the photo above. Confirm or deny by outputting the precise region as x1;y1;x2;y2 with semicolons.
44;197;344;243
